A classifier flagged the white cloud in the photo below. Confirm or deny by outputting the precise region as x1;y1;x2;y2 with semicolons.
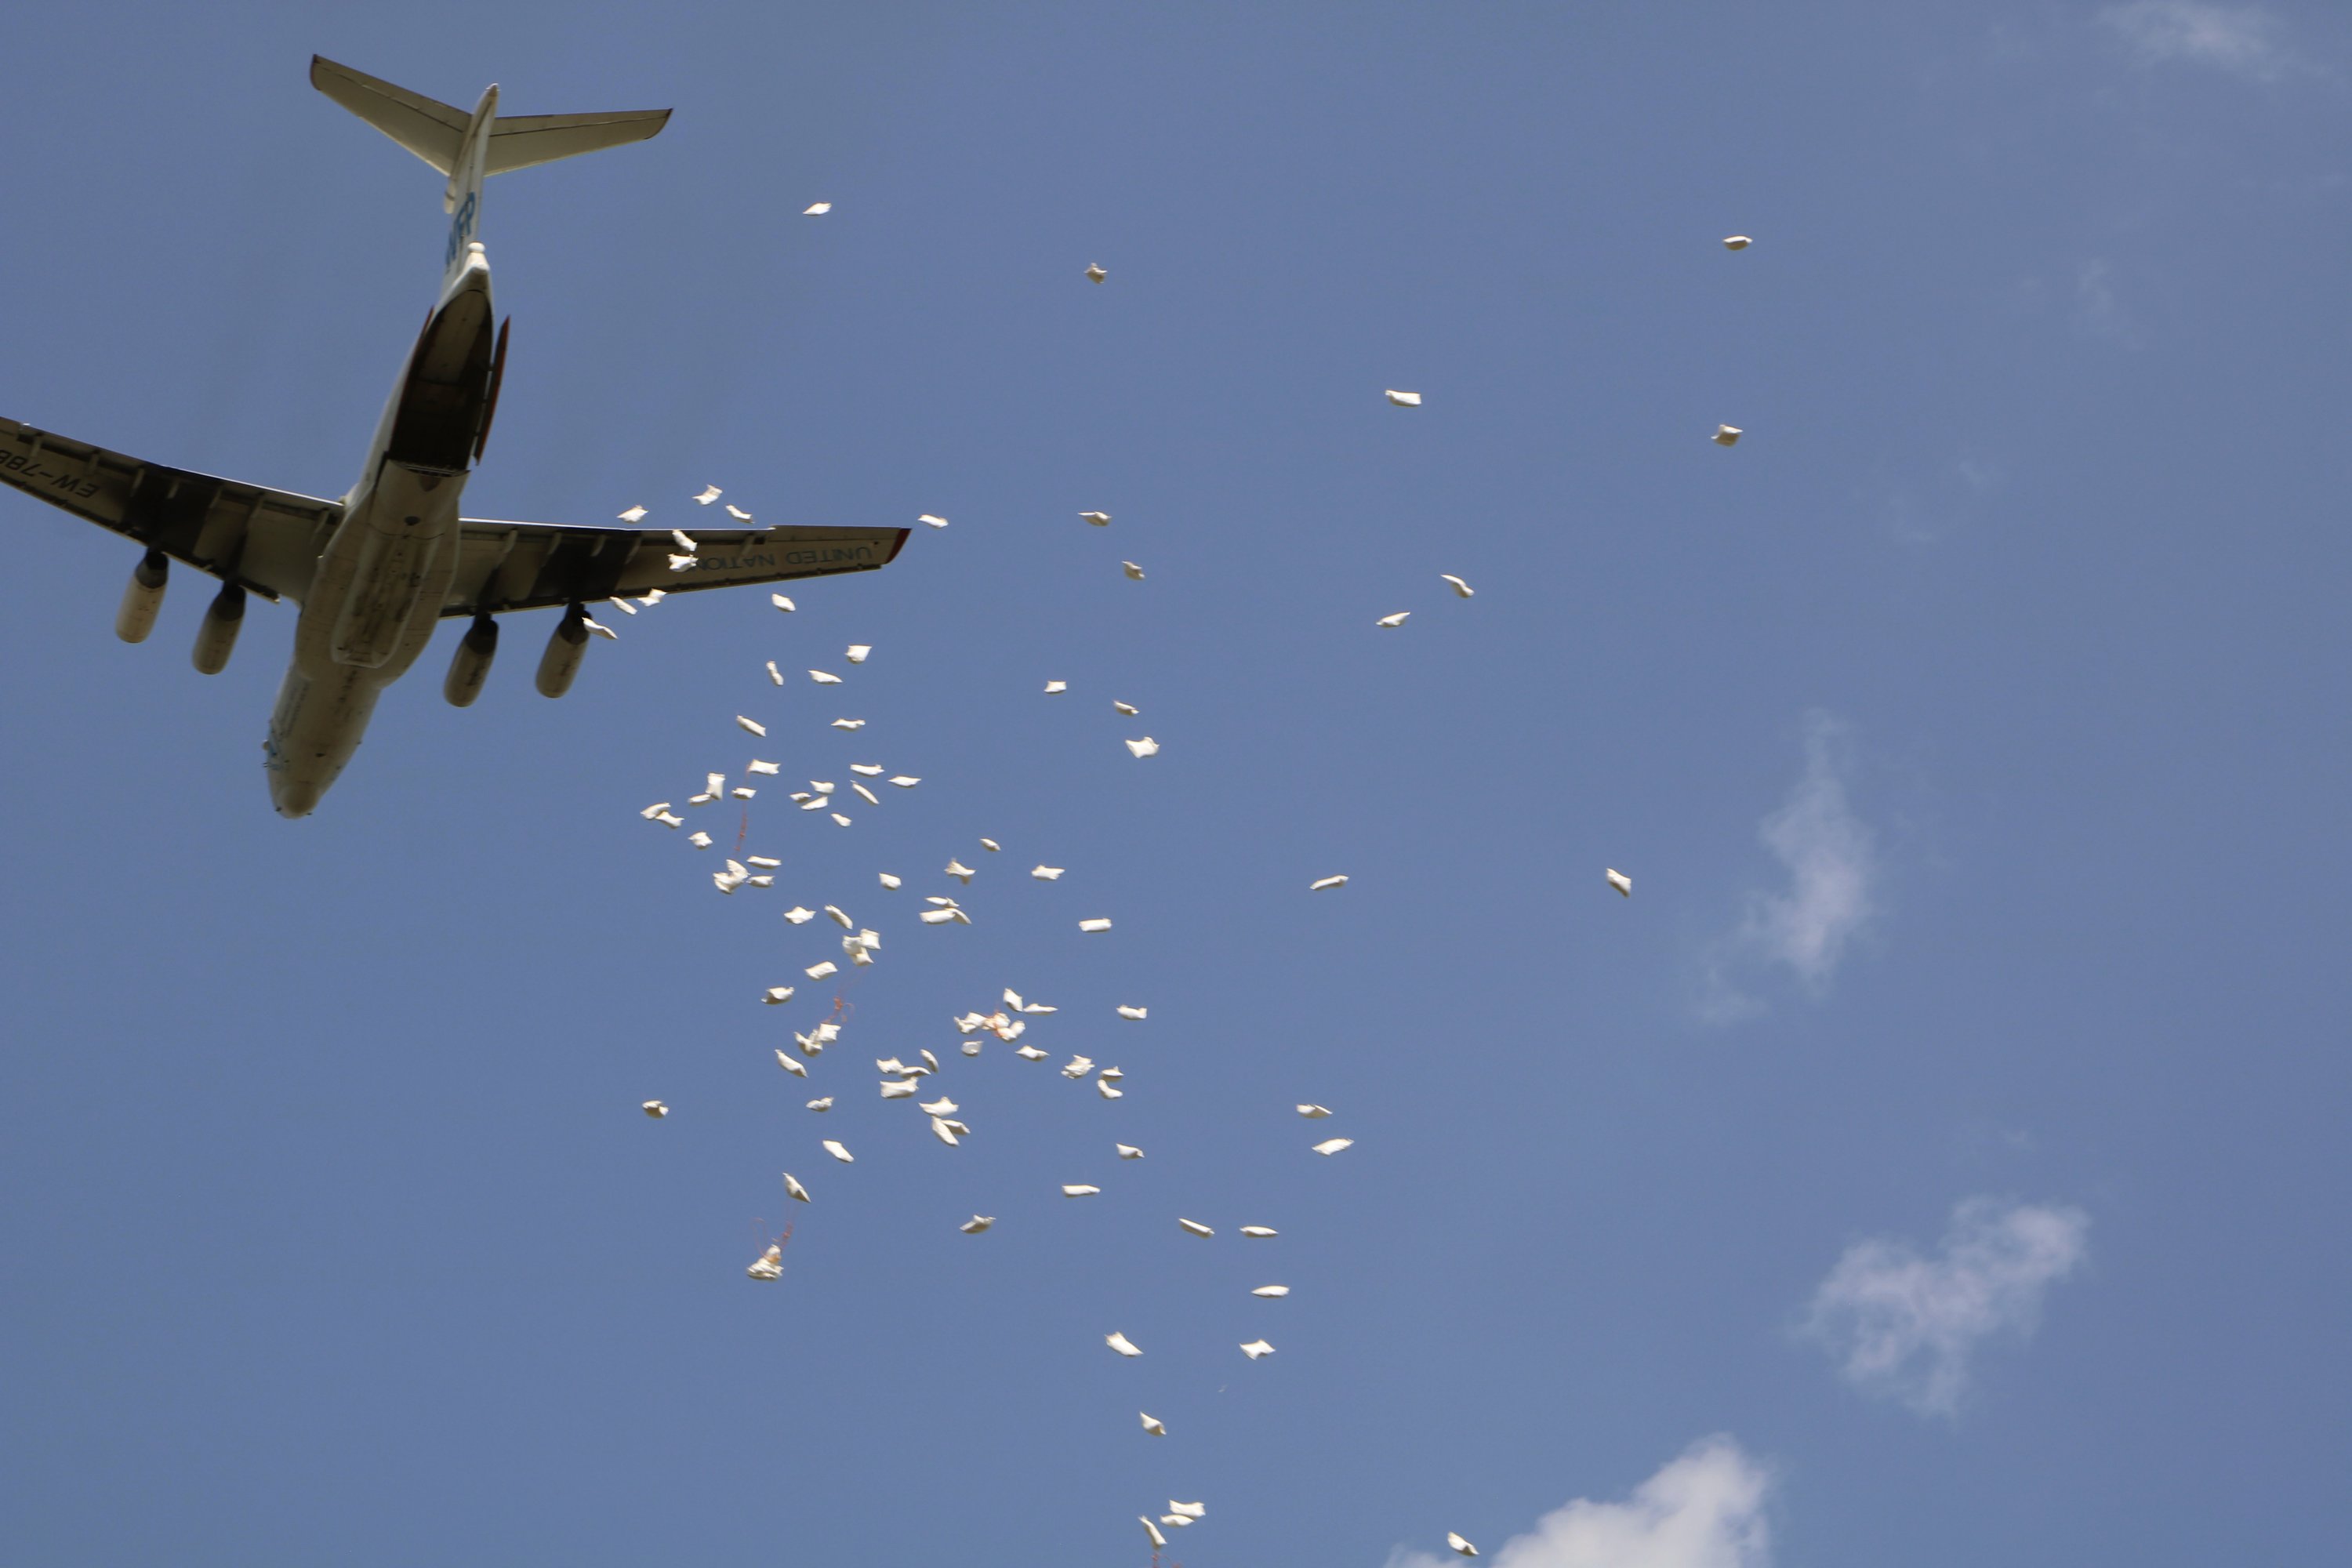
2072;259;2139;347
1803;1197;2090;1417
1385;1436;1771;1568
1878;454;2006;546
1701;714;1878;1018
1746;717;1876;987
2099;2;2296;80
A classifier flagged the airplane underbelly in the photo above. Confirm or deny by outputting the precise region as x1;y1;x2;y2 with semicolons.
330;523;441;668
270;464;464;815
308;464;464;677
264;661;383;818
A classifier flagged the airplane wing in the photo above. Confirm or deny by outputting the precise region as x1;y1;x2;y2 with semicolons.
442;518;911;616
0;416;339;604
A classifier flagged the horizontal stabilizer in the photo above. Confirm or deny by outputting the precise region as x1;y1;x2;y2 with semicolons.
310;56;465;174
310;56;669;177
484;111;671;174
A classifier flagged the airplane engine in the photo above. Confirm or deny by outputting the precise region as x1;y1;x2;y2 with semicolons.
114;548;169;643
443;612;499;707
534;604;589;698
191;583;246;674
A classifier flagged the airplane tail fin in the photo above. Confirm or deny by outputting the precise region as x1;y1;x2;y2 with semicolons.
310;56;669;275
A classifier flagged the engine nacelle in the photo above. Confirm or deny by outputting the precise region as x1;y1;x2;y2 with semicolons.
444;612;499;707
191;582;245;674
115;548;169;644
534;604;589;699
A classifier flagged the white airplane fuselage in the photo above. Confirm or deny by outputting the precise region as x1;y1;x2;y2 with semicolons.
263;96;504;818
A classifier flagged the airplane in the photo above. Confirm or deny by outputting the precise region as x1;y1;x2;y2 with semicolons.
0;56;909;818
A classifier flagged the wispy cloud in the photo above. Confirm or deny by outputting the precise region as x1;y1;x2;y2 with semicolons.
1702;714;1878;1019
2072;259;2140;347
1803;1198;2090;1417
1385;1436;1770;1568
1878;452;2006;546
2099;2;2297;80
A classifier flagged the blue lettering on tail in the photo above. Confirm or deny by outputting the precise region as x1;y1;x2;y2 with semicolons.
445;192;478;267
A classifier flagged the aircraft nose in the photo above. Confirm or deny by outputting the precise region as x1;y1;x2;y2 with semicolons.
271;779;321;818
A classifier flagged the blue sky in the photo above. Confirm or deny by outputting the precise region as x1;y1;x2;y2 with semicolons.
1;3;2345;1563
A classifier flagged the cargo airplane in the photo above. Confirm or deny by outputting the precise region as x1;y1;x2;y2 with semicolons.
0;56;907;817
